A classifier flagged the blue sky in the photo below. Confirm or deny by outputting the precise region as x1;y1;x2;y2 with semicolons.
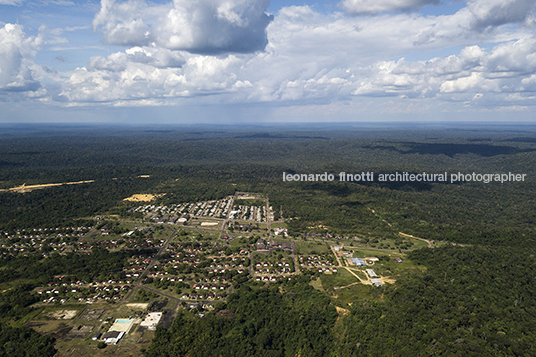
1;0;536;124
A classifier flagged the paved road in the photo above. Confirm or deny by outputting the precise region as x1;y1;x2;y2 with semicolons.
122;228;177;302
266;197;271;237
220;194;236;238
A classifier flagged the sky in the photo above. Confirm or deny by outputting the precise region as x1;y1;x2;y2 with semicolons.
0;0;535;124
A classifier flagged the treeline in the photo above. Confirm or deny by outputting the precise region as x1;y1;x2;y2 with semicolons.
0;323;56;357
0;247;149;284
146;245;536;356
0;175;161;230
0;248;144;321
337;245;536;356
146;277;337;357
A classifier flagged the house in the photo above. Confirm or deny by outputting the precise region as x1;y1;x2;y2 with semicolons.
352;258;367;266
370;278;383;287
102;331;125;345
366;269;378;278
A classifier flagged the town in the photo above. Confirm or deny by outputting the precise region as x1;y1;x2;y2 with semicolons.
0;191;419;353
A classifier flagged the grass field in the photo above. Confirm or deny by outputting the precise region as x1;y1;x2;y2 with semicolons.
296;241;332;255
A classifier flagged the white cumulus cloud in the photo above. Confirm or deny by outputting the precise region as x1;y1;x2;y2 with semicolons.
59;48;245;102
92;0;273;54
0;23;42;93
468;0;536;30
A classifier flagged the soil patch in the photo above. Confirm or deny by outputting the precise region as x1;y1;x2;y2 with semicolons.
123;194;164;202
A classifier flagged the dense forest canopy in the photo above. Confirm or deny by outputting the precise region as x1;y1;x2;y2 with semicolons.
1;123;535;356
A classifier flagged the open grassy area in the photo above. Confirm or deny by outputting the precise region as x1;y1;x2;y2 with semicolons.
319;269;359;292
55;337;152;357
333;283;383;306
295;241;332;255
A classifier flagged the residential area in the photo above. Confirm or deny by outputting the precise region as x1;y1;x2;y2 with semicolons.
0;192;410;356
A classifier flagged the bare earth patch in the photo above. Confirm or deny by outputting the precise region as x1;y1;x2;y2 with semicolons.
335;306;350;316
47;310;79;320
382;277;397;284
1;180;94;193
123;194;164;202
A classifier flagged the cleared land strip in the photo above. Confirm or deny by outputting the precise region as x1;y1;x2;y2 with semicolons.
398;232;432;247
333;281;360;290
365;205;433;248
344;267;372;285
1;180;95;193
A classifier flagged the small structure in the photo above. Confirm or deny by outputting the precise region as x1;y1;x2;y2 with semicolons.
140;312;163;331
366;269;378;278
370;278;383;287
256;239;266;250
102;331;125;345
352;258;367;266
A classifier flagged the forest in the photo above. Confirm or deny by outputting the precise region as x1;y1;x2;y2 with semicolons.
1;123;535;356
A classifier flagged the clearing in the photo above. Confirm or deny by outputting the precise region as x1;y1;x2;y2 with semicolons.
123;194;164;202
1;180;94;193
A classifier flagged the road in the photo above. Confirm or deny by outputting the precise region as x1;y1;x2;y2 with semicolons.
330;245;373;286
220;194;236;238
330;245;344;267
122;228;177;302
266;196;271;236
398;232;433;248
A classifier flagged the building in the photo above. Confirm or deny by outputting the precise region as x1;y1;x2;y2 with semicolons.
370;278;383;287
366;269;378;278
102;331;125;345
140;312;163;331
352;258;367;266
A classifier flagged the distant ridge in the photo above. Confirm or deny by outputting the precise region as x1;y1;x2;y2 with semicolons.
233;133;330;140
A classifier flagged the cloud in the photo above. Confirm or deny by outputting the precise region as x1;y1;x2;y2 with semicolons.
0;0;75;5
339;0;439;15
58;4;536;113
92;0;155;47
159;0;273;54
467;0;536;30
59;47;241;102
92;0;273;54
86;46;186;71
351;37;536;105
0;0;24;5
0;23;42;92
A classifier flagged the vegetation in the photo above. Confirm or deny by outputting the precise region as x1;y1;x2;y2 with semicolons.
0;323;56;357
1;124;536;356
146;278;337;357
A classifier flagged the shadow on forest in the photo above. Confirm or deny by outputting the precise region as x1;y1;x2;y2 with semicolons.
234;133;330;140
364;142;536;157
301;179;435;195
